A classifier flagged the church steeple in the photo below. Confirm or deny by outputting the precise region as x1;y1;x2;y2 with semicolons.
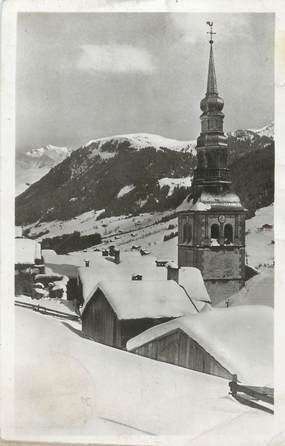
193;22;230;192
177;22;246;306
206;43;218;95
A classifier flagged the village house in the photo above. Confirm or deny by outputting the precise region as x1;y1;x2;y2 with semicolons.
127;305;273;386
76;251;169;306
15;237;43;269
15;237;44;295
81;279;198;349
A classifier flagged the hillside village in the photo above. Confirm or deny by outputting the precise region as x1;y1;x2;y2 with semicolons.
14;203;275;441
13;21;276;445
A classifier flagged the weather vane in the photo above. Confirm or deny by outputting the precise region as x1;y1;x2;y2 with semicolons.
206;21;216;44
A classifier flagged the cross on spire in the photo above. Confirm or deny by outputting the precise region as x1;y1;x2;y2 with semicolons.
206;21;216;44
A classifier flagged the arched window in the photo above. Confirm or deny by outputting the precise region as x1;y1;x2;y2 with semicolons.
224;224;233;244
183;224;187;243
183;223;192;244
186;224;192;243
211;224;219;240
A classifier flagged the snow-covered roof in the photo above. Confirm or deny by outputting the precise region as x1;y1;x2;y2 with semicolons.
78;251;168;300
82;279;198;319
15;238;41;264
177;191;244;212
127;305;273;386
229;268;274;307
178;267;211;305
78;265;124;301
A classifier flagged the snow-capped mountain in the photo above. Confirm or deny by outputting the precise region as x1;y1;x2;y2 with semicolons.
83;133;197;159
229;122;274;141
16;123;274;227
248;122;274;139
16;136;196;196
16;145;72;195
16;123;273;197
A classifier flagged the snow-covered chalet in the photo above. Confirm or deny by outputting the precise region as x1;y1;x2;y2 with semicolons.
81;279;198;349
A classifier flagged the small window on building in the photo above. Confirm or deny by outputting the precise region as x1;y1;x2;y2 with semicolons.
211;224;219;240
224;224;233;244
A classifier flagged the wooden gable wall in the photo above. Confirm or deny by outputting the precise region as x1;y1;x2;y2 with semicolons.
133;328;232;380
82;290;174;350
82;289;122;348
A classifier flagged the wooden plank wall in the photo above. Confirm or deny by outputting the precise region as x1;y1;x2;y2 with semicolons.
134;329;232;380
82;290;121;347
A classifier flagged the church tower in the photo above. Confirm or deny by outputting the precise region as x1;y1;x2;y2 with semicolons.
177;23;246;305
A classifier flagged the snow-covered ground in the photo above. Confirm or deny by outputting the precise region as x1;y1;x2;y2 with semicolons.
13;305;280;444
23;209;174;242
26;205;273;305
15;294;76;316
21;204;273;274
84;133;196;154
117;184;136;198
228;268;274;308
11;202;278;443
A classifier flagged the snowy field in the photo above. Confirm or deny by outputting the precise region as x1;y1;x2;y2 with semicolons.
24;209;176;244
21;205;274;274
13;305;281;444
37;206;274;303
31;205;274;310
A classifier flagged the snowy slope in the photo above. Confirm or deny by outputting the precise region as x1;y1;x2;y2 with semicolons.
13;305;276;442
229;122;274;141
158;177;192;196
228;268;274;308
85;132;197;154
28;203;274;280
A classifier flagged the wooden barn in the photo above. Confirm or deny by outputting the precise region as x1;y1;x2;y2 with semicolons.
81;280;198;349
127;305;273;385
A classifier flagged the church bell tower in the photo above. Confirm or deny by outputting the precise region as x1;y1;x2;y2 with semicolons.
177;22;246;305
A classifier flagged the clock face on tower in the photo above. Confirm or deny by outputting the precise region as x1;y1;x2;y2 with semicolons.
218;215;226;224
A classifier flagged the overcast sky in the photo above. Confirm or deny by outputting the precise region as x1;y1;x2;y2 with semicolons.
16;12;274;154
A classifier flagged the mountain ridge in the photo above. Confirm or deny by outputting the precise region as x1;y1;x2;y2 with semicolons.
16;123;274;196
16;123;274;226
